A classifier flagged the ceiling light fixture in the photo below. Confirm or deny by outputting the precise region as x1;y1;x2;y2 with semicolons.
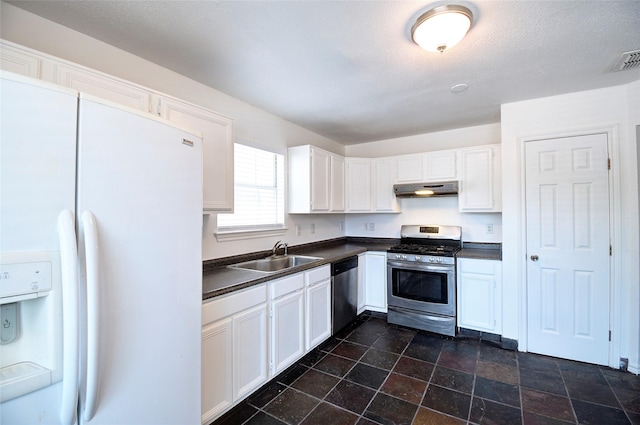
450;83;468;93
411;5;473;53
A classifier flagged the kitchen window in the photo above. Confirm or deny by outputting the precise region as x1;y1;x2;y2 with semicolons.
216;143;285;239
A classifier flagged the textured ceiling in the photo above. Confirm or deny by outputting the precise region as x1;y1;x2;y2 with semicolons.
6;0;640;145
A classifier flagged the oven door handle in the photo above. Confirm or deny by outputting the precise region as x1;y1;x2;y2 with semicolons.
386;260;454;272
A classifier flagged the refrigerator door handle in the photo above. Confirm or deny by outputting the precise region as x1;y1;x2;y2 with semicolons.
82;210;100;421
58;210;79;425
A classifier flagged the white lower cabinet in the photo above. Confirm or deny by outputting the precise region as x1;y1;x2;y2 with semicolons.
357;253;366;314
269;273;305;377
201;317;233;423
456;258;502;333
201;285;268;425
305;265;331;350
233;304;269;400
201;265;333;424
364;251;387;312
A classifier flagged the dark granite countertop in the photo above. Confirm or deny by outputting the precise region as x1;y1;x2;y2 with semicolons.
457;242;502;261
202;237;397;301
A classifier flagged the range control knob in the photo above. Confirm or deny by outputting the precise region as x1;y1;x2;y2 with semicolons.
414;256;421;262
429;256;436;263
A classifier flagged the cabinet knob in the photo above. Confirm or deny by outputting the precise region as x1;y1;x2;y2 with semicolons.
530;255;539;261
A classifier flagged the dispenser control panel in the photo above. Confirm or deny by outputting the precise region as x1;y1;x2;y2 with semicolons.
0;255;53;303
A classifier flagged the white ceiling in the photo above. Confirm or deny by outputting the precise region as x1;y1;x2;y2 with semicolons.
6;1;640;145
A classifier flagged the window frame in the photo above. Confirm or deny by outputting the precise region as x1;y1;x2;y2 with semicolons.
215;142;287;241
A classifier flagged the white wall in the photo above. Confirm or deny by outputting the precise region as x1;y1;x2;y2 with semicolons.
346;198;502;243
501;81;640;371
0;2;347;261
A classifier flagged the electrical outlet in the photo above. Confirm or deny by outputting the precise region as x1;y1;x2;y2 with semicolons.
339;221;344;231
486;224;494;234
311;223;315;234
364;223;369;231
370;223;375;231
296;225;301;236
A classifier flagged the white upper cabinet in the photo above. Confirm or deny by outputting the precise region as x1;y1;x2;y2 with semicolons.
424;150;458;181
372;158;399;212
330;154;346;212
160;98;234;212
311;147;331;211
393;150;458;184
346;158;372;212
288;145;344;213
395;154;424;183
1;40;235;214
459;144;502;212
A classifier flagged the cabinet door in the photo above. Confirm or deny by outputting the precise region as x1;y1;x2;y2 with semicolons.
364;252;387;312
357;254;366;314
373;158;398;212
233;304;268;401
201;317;233;424
311;147;331;211
424;151;457;181
55;63;152;112
395;155;423;183
459;146;501;212
457;259;502;333
161;98;234;212
346;158;372;211
271;290;305;376
330;154;346;211
306;279;331;350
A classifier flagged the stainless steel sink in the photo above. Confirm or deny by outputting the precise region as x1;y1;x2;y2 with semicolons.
228;255;322;273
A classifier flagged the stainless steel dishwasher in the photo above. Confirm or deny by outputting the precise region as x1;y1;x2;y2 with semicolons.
331;256;358;334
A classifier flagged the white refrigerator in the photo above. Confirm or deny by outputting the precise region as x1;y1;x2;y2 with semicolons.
0;72;202;424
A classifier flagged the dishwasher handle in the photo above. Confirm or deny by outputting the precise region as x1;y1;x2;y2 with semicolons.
331;256;358;276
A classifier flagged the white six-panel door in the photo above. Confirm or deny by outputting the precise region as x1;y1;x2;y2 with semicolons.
525;133;610;365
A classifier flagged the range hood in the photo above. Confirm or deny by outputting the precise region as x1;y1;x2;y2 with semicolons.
393;181;458;198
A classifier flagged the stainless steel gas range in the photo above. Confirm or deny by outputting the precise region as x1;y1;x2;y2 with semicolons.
387;224;462;336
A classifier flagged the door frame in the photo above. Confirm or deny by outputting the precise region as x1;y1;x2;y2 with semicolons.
517;125;622;368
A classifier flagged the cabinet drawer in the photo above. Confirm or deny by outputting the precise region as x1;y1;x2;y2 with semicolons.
306;265;330;287
458;258;497;274
202;284;267;325
270;273;304;299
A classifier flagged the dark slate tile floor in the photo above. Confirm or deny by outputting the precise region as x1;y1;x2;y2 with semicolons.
213;312;640;425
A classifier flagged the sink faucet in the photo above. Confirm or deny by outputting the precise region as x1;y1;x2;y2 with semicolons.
271;240;288;257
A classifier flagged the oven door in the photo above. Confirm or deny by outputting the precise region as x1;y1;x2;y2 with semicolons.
386;260;455;316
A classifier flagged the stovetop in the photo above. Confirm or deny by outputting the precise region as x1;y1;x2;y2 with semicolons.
387;224;462;264
387;243;461;257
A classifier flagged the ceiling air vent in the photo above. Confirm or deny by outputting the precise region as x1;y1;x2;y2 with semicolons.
611;50;640;72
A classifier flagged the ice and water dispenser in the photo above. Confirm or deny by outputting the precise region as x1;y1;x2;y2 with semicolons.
0;251;63;402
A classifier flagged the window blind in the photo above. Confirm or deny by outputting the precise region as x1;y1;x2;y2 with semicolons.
217;143;284;230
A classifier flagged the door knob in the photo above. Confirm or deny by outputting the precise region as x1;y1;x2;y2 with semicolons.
530;255;539;261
